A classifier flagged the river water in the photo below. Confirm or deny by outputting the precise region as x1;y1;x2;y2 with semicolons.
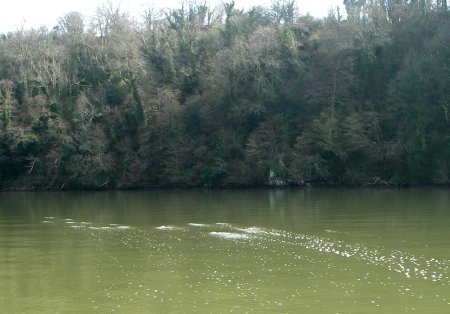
0;189;449;313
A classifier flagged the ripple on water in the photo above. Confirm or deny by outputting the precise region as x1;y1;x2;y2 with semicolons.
44;218;449;286
205;223;449;284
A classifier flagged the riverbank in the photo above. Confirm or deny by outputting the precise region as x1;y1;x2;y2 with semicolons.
2;181;449;192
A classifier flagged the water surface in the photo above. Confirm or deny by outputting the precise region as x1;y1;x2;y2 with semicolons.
0;189;449;313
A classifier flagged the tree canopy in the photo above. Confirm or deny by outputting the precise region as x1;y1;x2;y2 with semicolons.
1;0;449;189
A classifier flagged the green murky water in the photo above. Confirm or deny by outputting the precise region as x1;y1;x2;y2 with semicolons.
0;189;449;313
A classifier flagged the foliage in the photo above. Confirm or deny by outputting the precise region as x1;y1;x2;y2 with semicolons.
0;1;449;189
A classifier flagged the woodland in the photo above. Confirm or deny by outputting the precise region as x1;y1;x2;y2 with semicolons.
0;0;449;189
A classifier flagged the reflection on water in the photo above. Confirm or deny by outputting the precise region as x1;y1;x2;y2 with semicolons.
0;189;449;313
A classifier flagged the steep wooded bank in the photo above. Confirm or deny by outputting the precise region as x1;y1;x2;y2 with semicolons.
1;1;449;189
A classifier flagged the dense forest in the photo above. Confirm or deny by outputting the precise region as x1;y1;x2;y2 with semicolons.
0;0;449;189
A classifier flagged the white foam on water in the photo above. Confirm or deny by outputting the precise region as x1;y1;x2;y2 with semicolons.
210;232;250;240
116;226;132;230
89;226;112;231
42;220;53;223
325;230;349;234
156;225;179;231
188;223;208;227
239;227;267;235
